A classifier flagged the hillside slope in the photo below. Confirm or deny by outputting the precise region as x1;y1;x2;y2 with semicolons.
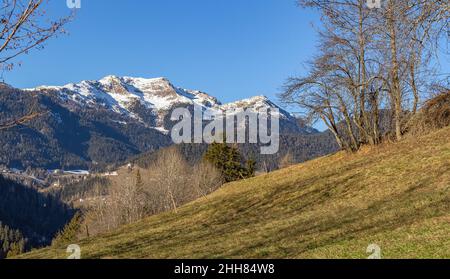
21;127;450;259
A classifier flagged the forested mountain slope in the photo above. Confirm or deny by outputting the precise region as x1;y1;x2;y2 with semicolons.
0;78;331;171
0;176;74;258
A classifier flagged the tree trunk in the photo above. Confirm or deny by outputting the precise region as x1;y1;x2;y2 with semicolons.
387;0;403;141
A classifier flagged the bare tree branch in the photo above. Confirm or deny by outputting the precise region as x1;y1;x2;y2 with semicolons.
0;0;72;130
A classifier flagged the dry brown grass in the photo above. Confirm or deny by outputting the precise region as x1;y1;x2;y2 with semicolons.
19;127;450;259
407;91;450;136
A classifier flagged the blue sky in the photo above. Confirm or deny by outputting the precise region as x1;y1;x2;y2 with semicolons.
3;0;449;131
4;0;319;106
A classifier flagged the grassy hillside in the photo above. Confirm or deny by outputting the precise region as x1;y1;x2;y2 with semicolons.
20;127;450;259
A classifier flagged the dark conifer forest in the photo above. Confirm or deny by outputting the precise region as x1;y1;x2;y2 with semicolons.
0;175;74;258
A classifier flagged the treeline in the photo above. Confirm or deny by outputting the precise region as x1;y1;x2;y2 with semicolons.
132;132;339;172
49;177;110;203
0;175;74;258
282;0;449;152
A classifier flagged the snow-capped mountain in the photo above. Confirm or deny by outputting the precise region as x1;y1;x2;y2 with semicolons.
33;76;222;113
0;77;325;170
30;75;306;134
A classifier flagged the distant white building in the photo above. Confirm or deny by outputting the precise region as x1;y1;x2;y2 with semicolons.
53;169;63;175
126;163;134;172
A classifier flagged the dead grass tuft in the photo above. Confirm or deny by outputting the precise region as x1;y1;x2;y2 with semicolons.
407;91;450;136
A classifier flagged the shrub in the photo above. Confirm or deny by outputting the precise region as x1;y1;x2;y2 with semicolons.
407;91;450;136
204;142;255;182
52;212;83;246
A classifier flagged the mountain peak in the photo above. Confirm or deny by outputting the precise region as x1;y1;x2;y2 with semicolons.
24;76;298;124
99;75;172;89
221;95;282;112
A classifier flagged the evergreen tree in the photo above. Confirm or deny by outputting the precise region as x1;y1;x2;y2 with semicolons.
0;175;74;254
52;212;83;246
204;143;255;182
6;239;25;258
0;222;25;259
245;158;256;177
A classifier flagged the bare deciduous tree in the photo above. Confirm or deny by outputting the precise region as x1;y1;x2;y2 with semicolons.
191;161;223;198
0;0;71;129
282;0;448;151
279;151;295;169
0;0;70;68
86;148;224;236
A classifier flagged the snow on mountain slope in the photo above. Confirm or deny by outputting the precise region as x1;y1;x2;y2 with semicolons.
32;76;219;112
220;95;292;117
29;75;308;133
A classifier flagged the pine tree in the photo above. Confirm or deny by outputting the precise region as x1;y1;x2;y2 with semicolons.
245;158;256;177
204;143;255;182
6;239;25;258
52;212;83;246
